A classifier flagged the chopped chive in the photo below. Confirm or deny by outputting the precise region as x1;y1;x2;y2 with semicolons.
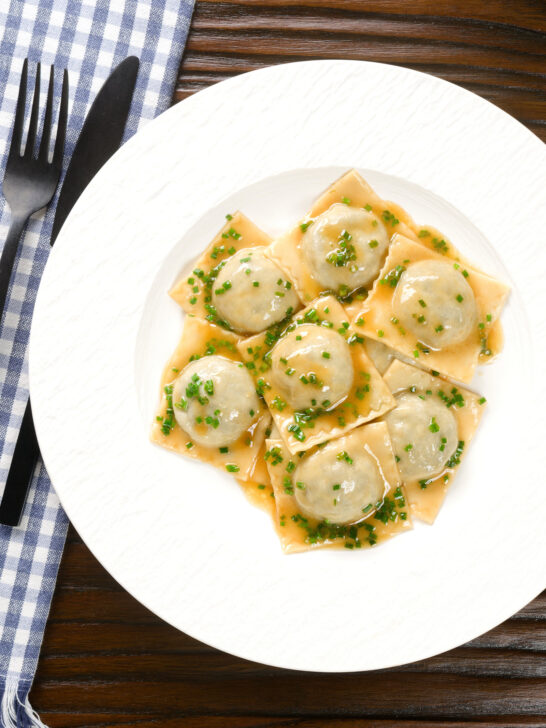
382;209;399;226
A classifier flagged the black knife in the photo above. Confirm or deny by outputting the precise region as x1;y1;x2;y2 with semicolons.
0;56;139;526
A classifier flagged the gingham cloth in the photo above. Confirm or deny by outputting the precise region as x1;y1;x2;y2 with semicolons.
0;1;194;725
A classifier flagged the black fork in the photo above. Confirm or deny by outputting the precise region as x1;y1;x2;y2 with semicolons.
0;59;68;322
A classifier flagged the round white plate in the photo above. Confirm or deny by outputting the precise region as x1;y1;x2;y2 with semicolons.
30;61;546;672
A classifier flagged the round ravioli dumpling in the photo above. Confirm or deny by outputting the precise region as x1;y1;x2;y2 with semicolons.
302;203;389;293
212;247;300;333
270;324;353;411
172;355;260;448
384;392;459;481
293;441;386;524
392;260;478;348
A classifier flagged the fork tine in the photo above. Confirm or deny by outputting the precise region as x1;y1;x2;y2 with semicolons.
24;61;40;158
53;68;68;169
38;65;54;163
9;58;28;159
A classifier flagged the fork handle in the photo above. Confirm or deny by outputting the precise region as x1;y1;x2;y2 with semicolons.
0;213;28;326
0;399;39;526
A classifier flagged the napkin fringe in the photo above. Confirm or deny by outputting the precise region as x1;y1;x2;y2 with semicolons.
0;681;48;728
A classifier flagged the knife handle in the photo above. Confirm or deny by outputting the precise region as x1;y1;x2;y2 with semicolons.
0;400;40;526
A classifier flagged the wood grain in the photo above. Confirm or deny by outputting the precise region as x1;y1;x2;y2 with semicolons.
30;2;545;726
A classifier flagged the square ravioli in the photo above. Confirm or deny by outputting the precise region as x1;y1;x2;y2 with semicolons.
169;211;301;335
353;234;510;382
265;169;420;317
381;359;485;523
235;443;276;521
237;295;396;454
151;317;271;479
264;422;412;553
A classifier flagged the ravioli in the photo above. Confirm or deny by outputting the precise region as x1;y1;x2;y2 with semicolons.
353;235;510;382
381;359;485;523
236;443;277;521
237;295;396;454
264;422;412;553
265;169;420;317
172;356;261;448
170;211;300;333
212;247;301;333
364;337;397;375
269;324;354;411
151;317;270;478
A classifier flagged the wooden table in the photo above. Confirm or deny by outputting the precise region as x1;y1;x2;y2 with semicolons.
30;2;546;725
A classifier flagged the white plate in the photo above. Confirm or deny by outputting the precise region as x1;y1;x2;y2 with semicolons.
30;61;546;672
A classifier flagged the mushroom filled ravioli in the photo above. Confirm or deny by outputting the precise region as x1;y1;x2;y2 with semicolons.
152;170;509;552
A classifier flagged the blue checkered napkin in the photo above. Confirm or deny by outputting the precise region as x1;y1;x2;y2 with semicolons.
0;1;194;725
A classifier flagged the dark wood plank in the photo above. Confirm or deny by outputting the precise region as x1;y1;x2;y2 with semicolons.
195;0;546;33
33;648;546;681
30;2;546;726
28;674;546;714
39;716;293;728
37;718;546;728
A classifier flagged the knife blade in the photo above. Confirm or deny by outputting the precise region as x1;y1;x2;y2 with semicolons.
51;56;139;243
0;56;140;526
